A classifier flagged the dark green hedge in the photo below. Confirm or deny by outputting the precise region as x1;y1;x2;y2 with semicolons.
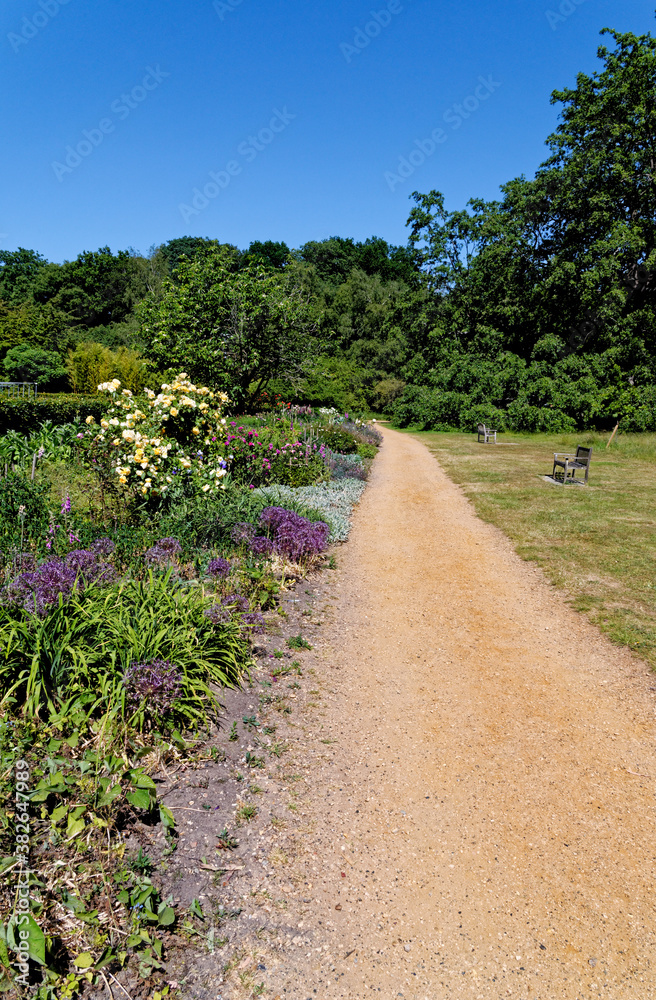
0;395;110;434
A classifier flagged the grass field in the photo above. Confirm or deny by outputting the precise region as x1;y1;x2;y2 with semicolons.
407;429;656;669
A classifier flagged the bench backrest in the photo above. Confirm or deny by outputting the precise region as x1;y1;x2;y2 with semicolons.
477;423;486;433
575;445;592;464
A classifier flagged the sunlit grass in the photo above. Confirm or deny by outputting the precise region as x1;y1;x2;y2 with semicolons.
408;429;656;667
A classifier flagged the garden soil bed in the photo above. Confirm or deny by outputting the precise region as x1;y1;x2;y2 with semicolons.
114;427;656;999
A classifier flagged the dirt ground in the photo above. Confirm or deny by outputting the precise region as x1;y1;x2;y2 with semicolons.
160;426;656;1000
257;426;656;1000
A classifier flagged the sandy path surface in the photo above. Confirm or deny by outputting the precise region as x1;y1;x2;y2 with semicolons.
267;426;656;1000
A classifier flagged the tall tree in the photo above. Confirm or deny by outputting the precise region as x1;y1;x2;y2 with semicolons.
140;247;319;407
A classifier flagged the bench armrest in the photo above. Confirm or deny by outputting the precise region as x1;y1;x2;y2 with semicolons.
553;452;576;459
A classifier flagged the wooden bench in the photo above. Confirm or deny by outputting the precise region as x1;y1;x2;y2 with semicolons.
477;423;497;443
552;445;592;485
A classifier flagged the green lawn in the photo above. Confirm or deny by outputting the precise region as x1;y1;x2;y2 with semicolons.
407;428;656;668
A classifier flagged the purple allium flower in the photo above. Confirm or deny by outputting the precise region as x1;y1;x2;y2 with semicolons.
65;549;100;576
222;593;249;612
250;536;274;556
91;537;115;556
145;537;182;566
124;658;182;715
2;550;113;616
230;522;256;545
14;553;36;573
259;507;330;562
207;557;231;578
241;611;266;634
204;603;232;625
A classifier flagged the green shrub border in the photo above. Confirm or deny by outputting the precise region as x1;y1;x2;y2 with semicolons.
0;395;110;434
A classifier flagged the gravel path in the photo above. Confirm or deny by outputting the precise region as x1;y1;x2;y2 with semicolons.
266;426;656;999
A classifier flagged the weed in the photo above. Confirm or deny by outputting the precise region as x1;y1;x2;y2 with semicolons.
236;803;257;823
269;741;290;757
228;721;239;741
216;828;238;850
287;634;312;650
243;714;260;730
328;555;337;569
129;847;154;875
272;649;285;659
245;752;265;769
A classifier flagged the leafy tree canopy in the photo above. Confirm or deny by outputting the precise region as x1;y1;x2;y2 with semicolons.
140;247;319;408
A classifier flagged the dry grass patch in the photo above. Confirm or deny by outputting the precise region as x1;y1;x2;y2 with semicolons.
410;429;656;666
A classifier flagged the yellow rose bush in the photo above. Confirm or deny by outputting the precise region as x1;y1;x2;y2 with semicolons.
96;373;230;498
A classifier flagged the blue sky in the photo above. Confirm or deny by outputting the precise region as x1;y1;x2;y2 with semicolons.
1;0;653;263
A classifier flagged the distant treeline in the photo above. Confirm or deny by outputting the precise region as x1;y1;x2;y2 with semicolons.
1;25;655;430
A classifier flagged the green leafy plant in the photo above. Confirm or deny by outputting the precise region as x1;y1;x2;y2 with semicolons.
286;634;312;650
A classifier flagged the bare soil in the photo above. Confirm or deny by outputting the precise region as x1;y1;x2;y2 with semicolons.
162;426;656;999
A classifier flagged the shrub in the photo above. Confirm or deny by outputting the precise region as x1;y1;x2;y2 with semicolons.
459;403;507;433
225;426;326;487
3;345;68;392
0;395;109;435
67;341;148;395
93;373;230;499
316;425;358;454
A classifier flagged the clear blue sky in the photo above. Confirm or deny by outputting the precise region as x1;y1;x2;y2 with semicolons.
1;0;653;263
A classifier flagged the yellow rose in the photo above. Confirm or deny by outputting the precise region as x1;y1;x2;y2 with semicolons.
85;415;95;425
170;408;179;417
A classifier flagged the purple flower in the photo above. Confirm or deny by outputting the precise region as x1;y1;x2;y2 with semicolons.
250;536;274;556
14;553;36;573
1;551;113;616
222;593;249;612
259;507;330;561
241;611;266;634
230;522;256;545
204;603;231;625
124;659;182;715
91;537;115;556
145;537;182;566
207;557;231;578
65;549;100;576
61;495;71;515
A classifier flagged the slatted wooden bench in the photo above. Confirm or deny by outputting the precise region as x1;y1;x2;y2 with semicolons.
552;445;592;485
477;423;497;443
